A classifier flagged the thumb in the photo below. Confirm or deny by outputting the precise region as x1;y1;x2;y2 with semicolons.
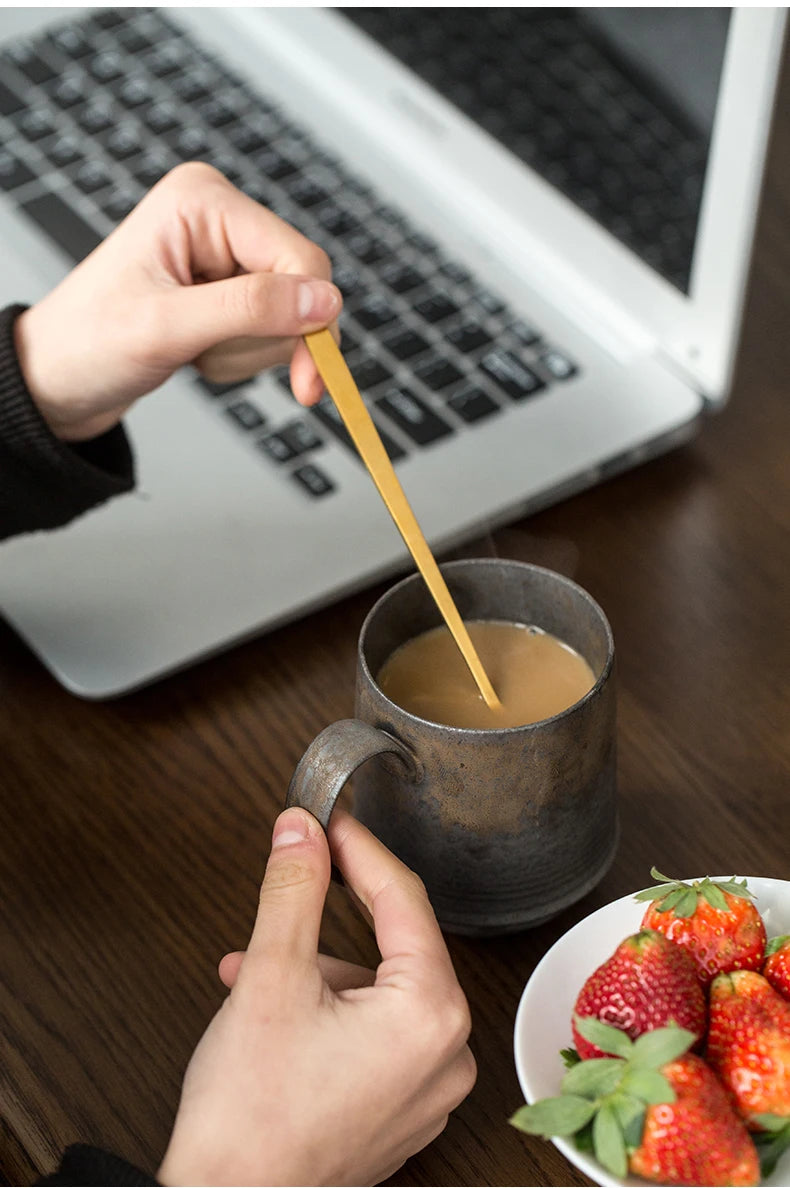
160;272;341;363
241;807;331;982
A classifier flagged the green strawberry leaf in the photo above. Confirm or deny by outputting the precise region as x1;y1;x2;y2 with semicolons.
574;1014;634;1058
573;1119;595;1154
559;1046;581;1068
751;1113;790;1133
672;887;699;918
620;1067;676;1104
765;934;790;957
751;1118;790;1178
630;1026;695;1070
649;867;677;884
699;879;730;912
510;1095;597;1137
717;876;754;901
562;1057;626;1100
612;1094;647;1152
652;887;690;914
592;1102;628;1179
633;884;678;903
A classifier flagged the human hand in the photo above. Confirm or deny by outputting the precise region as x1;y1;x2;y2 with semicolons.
158;808;476;1187
13;163;341;442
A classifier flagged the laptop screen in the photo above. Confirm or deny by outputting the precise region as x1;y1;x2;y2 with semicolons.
339;8;731;296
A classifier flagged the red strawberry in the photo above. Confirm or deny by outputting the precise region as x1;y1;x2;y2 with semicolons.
511;1020;759;1186
707;970;790;1123
629;1054;760;1187
572;929;706;1058
764;934;790;1001
635;870;766;986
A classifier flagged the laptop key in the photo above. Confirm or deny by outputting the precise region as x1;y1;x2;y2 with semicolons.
472;288;507;317
446;319;492;353
277;419;324;455
258;432;299;463
49;75;86;109
131;150;172;188
17;109;58;142
0;151;35;192
226;400;266;431
77;102;115;134
381;325;430;361
349;356;392;391
480;350;546;401
103;125;145;161
0;78;24;118
508;318;542;347
143;102;180;135
287;177;330;209
101;186;141;223
19;191;103;262
47;135;83;168
380;260;426;295
227;120;271;154
292;463;336;498
377;387;454;446
346;230;388;266
332;264;363;298
88;51;125;83
165;126;211;161
170;72;213;104
316;201;357;237
413;354;464;391
115;76;152;110
47;26;92;59
72;159;113;194
414;290;460;323
252;147;297;182
7;44;57;85
351;294;397;332
447;382;500;423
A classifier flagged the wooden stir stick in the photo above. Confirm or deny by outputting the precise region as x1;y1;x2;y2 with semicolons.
304;328;502;711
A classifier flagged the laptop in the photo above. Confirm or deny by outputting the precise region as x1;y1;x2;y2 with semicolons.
0;7;784;698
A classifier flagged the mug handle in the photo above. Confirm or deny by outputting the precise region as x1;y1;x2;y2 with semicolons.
286;718;419;830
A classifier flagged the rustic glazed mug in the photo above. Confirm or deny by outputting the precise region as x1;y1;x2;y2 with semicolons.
287;558;617;936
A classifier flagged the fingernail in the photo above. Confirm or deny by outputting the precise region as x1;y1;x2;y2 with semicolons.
272;807;312;849
297;281;340;322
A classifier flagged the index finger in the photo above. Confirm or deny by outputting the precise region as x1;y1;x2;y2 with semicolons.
327;811;457;986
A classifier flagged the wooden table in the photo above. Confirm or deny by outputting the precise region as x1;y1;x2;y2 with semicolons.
3;66;790;1188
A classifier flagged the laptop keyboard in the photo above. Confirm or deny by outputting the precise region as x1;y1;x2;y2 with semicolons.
342;8;710;294
0;7;580;500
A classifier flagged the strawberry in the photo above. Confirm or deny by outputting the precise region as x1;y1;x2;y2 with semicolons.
630;1054;760;1186
707;970;790;1178
707;970;790;1121
510;1019;759;1186
764;934;790;1001
635;869;766;986
571;929;706;1059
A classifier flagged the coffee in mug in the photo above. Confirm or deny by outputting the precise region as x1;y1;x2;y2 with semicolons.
376;620;596;730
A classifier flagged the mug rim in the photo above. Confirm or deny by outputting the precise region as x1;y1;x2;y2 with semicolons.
357;557;615;736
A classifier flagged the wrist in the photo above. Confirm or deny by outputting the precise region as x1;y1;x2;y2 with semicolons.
13;305;67;438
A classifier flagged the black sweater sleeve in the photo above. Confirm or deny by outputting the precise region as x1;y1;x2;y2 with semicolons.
0;303;135;541
37;1144;158;1186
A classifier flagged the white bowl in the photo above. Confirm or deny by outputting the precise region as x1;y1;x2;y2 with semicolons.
513;877;790;1187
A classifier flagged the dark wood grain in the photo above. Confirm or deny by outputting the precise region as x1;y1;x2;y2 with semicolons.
3;50;790;1188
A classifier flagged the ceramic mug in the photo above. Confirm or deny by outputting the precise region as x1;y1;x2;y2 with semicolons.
287;558;617;936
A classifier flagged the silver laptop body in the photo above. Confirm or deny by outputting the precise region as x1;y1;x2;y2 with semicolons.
0;7;784;697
